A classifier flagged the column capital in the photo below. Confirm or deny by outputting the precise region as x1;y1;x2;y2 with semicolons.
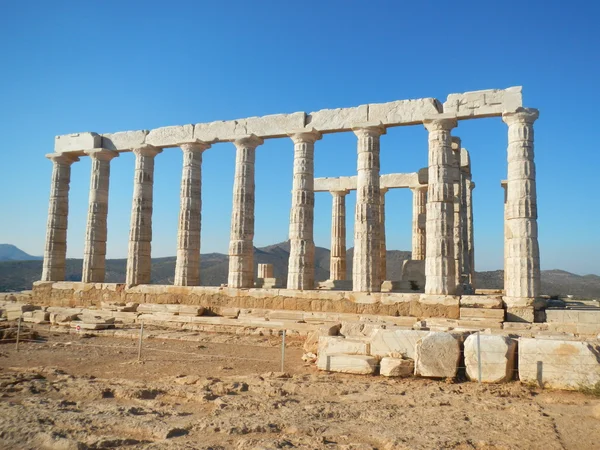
84;149;119;161
352;123;386;138
133;145;162;158
233;134;264;149
331;189;350;197
423;115;458;132
45;153;79;165
380;187;389;195
289;128;322;144
502;107;539;126
181;142;211;153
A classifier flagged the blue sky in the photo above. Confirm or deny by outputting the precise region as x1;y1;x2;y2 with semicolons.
0;0;599;275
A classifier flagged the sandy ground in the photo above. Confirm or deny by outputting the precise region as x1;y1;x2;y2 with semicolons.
1;327;599;450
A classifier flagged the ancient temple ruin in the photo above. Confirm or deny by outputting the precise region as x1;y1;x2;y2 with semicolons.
36;86;541;322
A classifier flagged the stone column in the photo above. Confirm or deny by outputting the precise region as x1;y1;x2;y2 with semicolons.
228;135;263;288
502;108;540;321
423;116;457;295
451;137;463;293
467;180;476;288
411;185;427;261
126;145;162;286
82;149;119;283
379;188;388;282
500;180;507;292
41;153;79;282
330;190;348;281
459;148;472;292
352;125;385;292
287;130;321;290
174;143;210;286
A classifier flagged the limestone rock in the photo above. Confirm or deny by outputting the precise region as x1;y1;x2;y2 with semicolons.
369;329;429;359
316;336;369;369
460;295;503;309
380;357;414;377
414;332;460;378
464;334;516;383
318;354;377;374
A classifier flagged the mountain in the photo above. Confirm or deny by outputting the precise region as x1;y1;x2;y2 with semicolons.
0;242;598;298
0;244;42;262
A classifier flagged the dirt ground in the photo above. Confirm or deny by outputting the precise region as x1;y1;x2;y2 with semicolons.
1;327;599;450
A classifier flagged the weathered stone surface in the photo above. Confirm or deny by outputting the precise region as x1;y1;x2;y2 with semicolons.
464;334;516;383
329;191;348;282
316;336;369;368
101;130;148;151
145;125;194;147
443;86;522;119
411;186;427;261
55;132;100;153
303;323;341;353
368;98;441;125
380;357;414;377
70;322;113;330
306;105;368;131
460;295;503;309
22;310;50;323
415;332;460;378
519;337;600;389
317;354;377;374
245;113;305;137
369;329;428;359
460;308;505;320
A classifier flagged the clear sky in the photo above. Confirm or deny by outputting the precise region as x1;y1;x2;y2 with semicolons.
0;0;599;276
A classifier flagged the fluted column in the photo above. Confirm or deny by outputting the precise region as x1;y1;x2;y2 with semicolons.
451;137;463;292
126;145;162;286
41;153;79;282
379;188;388;283
411;185;427;260
287;130;321;290
352;125;385;292
502;109;540;315
174;142;210;286
423;117;457;295
82;149;119;283
330;190;348;281
501;180;507;292
468;181;476;288
228;135;263;288
459;150;472;291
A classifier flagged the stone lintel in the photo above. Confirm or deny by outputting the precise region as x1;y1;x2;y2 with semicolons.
443;86;523;119
314;172;422;192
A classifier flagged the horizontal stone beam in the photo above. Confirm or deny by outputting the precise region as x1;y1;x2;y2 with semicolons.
54;87;522;153
314;172;425;192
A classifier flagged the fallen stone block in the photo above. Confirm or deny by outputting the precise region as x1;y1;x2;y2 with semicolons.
316;336;370;368
369;329;429;359
464;334;516;383
50;312;78;324
22;310;50;324
380;357;414;377
518;337;600;390
317;354;377;374
303;323;341;353
340;321;381;338
415;332;460;378
267;310;305;321
70;322;113;330
79;314;116;325
217;307;240;318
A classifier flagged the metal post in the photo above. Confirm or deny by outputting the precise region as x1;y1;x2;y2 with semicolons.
281;329;286;372
15;316;22;352
137;321;144;361
476;331;482;384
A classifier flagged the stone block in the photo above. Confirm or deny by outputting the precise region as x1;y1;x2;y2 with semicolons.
340;321;381;338
316;336;369;368
55;132;101;152
506;306;534;323
305;105;368;132
145;125;194;147
414;332;460;378
518;337;600;390
316;280;353;291
70;322;113;330
101;130;147;151
267;310;305;321
317;354;377;374
460;295;503;309
193;120;246;142
303;323;341;353
79;314;115;324
245;112;305;137
380;357;414;377
368;98;441;125
369;329;429;359
464;334;516;383
460;308;505;320
443;86;522;119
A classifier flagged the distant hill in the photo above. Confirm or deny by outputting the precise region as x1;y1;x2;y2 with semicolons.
0;242;598;298
0;244;42;262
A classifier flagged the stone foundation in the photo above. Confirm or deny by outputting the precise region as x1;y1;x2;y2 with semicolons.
32;282;460;319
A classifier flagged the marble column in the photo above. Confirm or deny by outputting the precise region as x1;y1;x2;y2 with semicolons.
41;153;79;282
174;142;210;286
228;135;263;288
501;180;507;292
379;188;388;283
330;190;348;281
423;116;457;295
82;149;119;283
459;150;472;291
126;145;162;286
451;137;463;292
411;185;427;260
502;108;540;320
467;180;476;288
287;130;321;290
352;125;385;292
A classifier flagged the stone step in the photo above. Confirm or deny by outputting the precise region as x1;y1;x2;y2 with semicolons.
317;354;377;374
459;295;503;309
460;307;505;320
